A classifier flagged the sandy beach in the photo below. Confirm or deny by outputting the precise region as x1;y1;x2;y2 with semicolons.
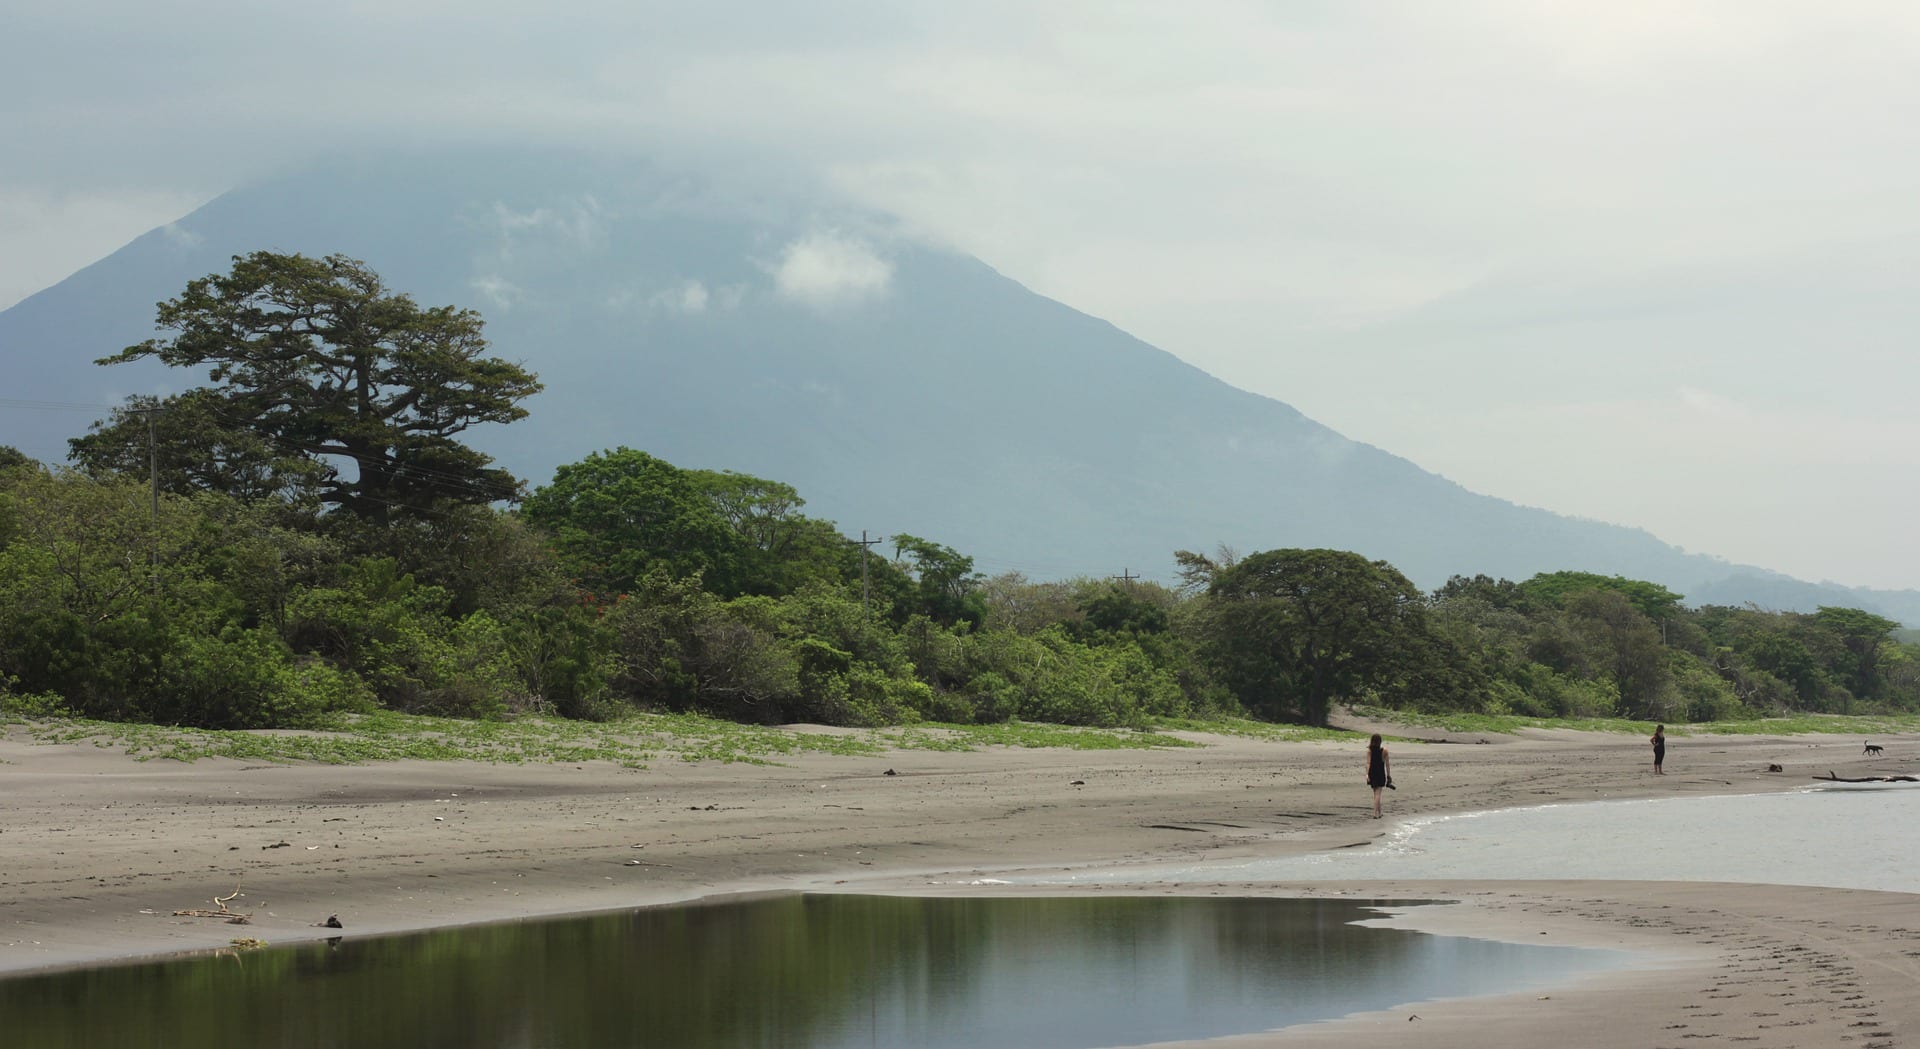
2;720;1914;1048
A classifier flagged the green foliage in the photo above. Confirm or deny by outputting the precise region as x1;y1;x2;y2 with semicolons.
1669;653;1747;722
1201;549;1437;725
19;259;1920;739
890;534;986;627
496;603;614;719
888;720;1202;751
1519;571;1684;621
523;448;745;597
1074;583;1173;640
70;389;326;505
978;572;1082;635
0;469;301;726
1348;705;1662;737
3;706;1225;766
1482;665;1620;718
683;469;872;597
14;440;1920;735
1147;716;1359;743
335;504;571;618
1561;588;1673;718
1684;712;1920;736
1813;605;1901;706
92;252;541;523
282;558;469;712
0;678;74;718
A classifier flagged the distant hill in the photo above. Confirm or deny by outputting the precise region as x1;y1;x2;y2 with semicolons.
3;146;1915;622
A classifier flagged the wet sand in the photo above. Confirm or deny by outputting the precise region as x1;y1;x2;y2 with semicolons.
2;720;1914;1047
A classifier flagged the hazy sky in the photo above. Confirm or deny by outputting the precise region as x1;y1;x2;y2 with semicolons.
6;1;1920;588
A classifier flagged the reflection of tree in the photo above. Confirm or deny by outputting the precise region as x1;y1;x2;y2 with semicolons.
0;896;1615;1048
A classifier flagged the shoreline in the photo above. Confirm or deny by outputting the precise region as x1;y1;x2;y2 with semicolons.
3;722;1915;1047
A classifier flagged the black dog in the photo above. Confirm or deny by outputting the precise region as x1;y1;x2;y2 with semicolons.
1863;742;1884;757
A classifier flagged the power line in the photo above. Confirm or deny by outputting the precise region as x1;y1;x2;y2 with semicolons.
0;396;120;413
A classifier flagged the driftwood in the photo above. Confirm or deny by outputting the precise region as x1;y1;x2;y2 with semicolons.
173;886;252;921
1816;770;1920;783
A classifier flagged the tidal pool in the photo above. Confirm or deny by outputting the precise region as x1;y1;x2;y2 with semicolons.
1025;788;1920;893
1;895;1627;1049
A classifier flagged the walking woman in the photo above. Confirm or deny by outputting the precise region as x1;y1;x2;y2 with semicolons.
1650;724;1665;775
1366;734;1391;818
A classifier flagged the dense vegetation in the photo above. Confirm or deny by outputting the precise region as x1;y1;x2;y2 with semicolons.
4;253;1917;732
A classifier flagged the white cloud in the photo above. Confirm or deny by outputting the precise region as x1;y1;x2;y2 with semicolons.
678;280;709;313
650;279;709;314
468;197;607;269
159;222;203;249
13;2;1920;584
606;279;746;315
487;198;603;246
769;231;892;308
468;274;522;312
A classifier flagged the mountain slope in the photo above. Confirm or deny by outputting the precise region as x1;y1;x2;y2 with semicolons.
1;148;1910;618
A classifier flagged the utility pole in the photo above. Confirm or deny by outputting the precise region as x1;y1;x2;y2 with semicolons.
1111;568;1138;590
132;406;160;593
851;530;884;620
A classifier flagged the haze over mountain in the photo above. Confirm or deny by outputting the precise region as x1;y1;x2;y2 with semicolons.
3;148;1914;621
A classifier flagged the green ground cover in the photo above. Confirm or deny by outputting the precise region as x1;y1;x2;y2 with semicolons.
1349;705;1920;739
8;703;1916;768
1;708;1200;766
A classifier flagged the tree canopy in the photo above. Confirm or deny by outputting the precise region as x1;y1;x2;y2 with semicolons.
71;389;324;504
8;249;1920;735
1202;548;1429;725
1518;570;1683;621
522;448;742;597
89;252;541;523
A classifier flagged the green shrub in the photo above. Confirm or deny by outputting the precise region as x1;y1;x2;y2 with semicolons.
0;677;73;719
1671;656;1747;722
843;664;932;726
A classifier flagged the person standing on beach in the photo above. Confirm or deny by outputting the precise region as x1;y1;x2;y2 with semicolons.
1366;734;1391;818
1650;724;1666;775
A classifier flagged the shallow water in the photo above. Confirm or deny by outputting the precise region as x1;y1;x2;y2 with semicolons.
1023;787;1920;892
0;895;1627;1049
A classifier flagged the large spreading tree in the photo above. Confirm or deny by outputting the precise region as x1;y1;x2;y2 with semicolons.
84;252;542;523
1203;547;1434;725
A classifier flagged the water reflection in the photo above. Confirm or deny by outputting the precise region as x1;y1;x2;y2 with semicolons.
1;895;1624;1049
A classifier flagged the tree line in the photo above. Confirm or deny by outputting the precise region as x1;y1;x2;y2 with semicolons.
2;252;1914;730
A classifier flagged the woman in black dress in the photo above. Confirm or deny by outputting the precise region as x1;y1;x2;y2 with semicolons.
1366;734;1391;818
1650;724;1665;775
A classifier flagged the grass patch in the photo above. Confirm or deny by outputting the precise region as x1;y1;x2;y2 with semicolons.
1363;710;1661;736
886;721;1200;752
1149;716;1362;743
2;710;1192;765
5;709;886;767
33;699;1904;764
15;707;1914;767
1683;713;1920;737
1349;707;1920;739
